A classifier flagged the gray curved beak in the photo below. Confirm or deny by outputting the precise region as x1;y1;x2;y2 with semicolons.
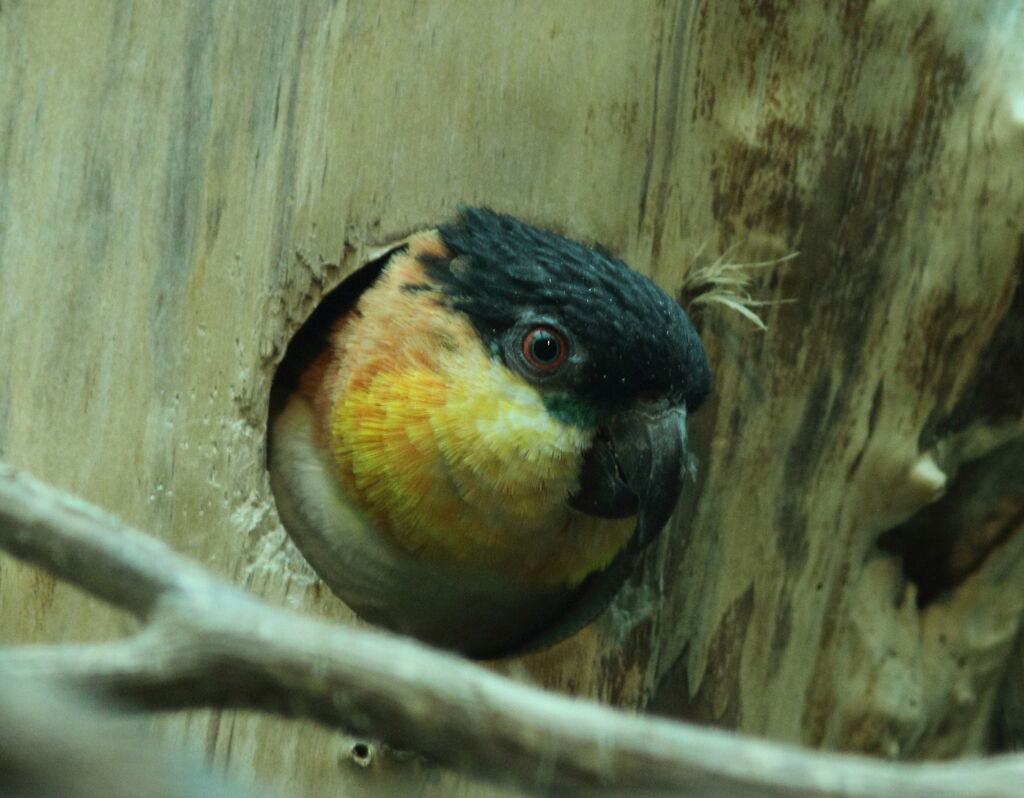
569;404;689;551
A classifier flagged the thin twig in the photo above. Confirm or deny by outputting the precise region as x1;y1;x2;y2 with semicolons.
0;461;1021;798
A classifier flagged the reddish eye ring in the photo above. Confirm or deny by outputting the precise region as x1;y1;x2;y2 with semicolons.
521;326;567;371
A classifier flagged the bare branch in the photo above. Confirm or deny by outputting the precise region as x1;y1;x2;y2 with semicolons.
0;463;218;619
1;461;1022;798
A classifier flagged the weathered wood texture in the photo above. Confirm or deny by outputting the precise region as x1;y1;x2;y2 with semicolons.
1;1;1022;796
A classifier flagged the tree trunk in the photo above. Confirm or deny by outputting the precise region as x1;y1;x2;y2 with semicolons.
1;1;1022;796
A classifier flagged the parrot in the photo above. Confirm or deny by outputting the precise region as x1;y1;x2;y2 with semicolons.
268;207;712;657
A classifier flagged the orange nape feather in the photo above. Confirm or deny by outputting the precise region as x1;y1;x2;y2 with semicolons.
304;232;633;588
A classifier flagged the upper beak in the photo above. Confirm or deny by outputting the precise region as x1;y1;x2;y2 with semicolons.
568;403;689;551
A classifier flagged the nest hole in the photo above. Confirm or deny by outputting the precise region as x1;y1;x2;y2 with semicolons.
269;248;400;424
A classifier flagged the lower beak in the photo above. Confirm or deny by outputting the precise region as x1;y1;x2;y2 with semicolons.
569;404;689;551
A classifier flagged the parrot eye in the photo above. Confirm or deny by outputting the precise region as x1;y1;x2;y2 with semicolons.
522;326;567;371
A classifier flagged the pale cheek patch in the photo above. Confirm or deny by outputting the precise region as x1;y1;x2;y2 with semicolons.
438;348;590;500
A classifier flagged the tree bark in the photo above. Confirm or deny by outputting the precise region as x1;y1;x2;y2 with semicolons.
1;1;1022;796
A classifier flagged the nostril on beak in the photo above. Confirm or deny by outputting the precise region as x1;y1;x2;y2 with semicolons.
631;390;674;413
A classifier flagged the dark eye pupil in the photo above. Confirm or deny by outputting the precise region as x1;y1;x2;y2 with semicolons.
531;332;560;363
520;326;566;371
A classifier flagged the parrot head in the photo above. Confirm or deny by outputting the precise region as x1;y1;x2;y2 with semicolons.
269;207;711;656
426;208;711;554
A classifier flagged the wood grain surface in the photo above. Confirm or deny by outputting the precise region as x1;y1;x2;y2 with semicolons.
2;1;1023;795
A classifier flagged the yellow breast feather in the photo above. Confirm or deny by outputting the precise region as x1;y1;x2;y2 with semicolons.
325;246;631;587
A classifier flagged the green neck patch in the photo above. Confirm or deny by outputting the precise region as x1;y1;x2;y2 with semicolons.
542;393;603;429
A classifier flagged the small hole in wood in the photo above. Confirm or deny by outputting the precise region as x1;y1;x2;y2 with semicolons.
339;739;375;769
351;742;371;763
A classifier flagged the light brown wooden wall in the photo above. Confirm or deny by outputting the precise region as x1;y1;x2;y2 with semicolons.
2;1;1023;795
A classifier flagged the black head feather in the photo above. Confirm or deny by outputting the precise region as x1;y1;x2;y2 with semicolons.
425;207;712;418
